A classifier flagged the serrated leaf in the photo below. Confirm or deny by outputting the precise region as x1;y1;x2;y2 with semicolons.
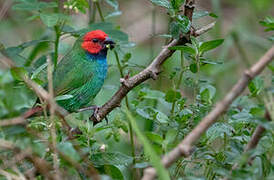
199;39;224;53
150;0;171;9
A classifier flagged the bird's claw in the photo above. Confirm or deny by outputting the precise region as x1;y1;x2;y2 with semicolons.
87;106;108;126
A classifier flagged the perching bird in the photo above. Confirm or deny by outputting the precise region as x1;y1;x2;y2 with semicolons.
25;30;115;117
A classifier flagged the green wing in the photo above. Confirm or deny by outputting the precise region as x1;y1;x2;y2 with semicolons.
53;44;94;96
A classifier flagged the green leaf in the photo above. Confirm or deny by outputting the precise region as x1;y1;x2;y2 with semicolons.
179;108;193;121
40;13;59;27
98;164;124;180
57;142;81;162
169;45;196;55
90;152;133;166
10;67;28;81
199;39;224;53
136;108;151;119
105;0;119;10
105;11;122;19
193;10;209;19
13;1;57;11
156;110;169;123
169;21;180;38
209;12;218;18
140;88;165;100
200;88;210;103
165;89;181;103
199;84;216;103
206;122;234;142
229;110;253;124
121;53;131;63
145;132;164;145
190;63;198;73
31;62;47;79
171;0;185;11
248;76;264;97
40;13;68;27
0;40;48;66
259;16;274;31
125;109;171;180
177;15;191;33
164;129;177;144
150;0;171;9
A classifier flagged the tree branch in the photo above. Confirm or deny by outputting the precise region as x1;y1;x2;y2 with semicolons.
142;46;274;180
90;0;216;124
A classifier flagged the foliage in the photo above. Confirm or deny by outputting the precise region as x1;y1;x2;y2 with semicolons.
0;0;273;179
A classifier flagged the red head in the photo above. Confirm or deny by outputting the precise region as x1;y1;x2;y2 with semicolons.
81;30;115;54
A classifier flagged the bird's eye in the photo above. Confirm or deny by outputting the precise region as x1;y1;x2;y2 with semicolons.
92;38;99;43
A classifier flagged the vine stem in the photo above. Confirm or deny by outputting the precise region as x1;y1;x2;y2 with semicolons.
47;56;61;180
53;25;60;68
170;50;184;115
114;50;138;179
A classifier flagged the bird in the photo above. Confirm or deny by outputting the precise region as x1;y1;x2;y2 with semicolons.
24;30;115;119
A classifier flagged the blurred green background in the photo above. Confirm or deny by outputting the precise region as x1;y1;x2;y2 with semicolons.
0;0;273;179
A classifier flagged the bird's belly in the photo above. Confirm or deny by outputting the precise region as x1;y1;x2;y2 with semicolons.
58;66;107;112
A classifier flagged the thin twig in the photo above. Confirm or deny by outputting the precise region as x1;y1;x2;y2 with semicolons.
0;116;26;127
47;56;61;180
142;46;274;180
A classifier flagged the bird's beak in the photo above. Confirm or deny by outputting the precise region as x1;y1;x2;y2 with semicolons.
103;37;115;50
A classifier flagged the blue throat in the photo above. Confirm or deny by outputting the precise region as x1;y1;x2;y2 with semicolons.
86;51;107;61
86;51;108;80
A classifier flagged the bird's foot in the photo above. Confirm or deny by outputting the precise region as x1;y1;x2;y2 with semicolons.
89;106;109;126
78;105;107;126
